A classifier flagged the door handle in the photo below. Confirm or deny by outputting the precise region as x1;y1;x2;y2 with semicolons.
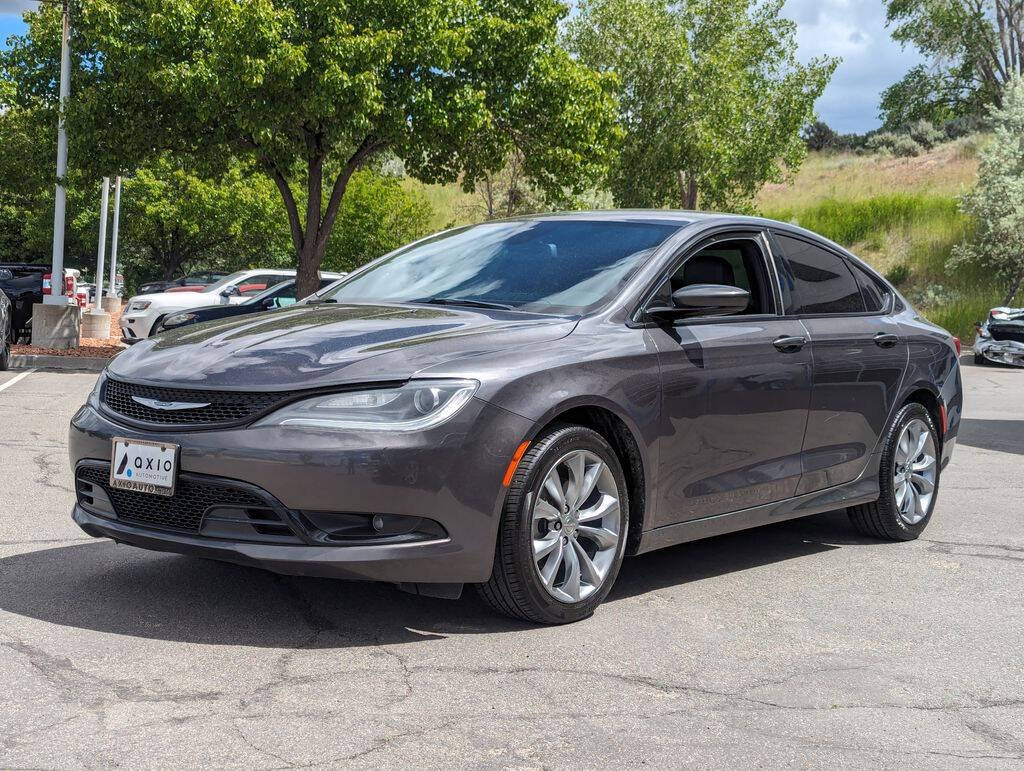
873;332;900;348
773;335;807;353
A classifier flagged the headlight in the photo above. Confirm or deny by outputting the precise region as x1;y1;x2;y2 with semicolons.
160;312;197;329
254;379;478;431
127;300;151;311
87;371;106;408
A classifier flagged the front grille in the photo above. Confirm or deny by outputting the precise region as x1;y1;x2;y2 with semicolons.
989;325;1024;345
77;464;271;533
102;377;300;427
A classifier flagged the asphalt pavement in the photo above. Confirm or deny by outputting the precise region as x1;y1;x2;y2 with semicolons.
0;363;1022;768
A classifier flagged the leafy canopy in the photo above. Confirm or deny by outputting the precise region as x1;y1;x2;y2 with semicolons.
951;75;1024;306
9;0;619;296
566;0;836;211
883;0;1024;126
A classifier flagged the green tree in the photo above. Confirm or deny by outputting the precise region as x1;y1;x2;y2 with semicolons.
6;0;618;297
951;76;1024;305
884;0;1024;120
323;170;433;273
567;0;836;211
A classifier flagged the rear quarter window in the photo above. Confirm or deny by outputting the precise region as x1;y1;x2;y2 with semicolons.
775;234;865;315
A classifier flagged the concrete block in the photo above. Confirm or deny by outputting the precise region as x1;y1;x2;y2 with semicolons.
100;297;121;313
30;302;81;350
81;310;111;339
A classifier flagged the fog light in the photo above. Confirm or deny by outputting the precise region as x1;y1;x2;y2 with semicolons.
372;514;385;532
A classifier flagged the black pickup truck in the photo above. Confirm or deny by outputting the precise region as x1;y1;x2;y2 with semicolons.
0;263;47;342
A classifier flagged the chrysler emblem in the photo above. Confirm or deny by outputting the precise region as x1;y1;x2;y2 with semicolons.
131;396;211;411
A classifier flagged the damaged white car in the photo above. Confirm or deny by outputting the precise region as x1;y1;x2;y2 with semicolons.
973;307;1024;367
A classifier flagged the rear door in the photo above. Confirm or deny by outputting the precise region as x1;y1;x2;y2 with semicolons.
770;232;908;493
646;231;813;527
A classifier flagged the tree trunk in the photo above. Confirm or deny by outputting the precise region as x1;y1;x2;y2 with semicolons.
677;170;698;209
296;239;328;300
1004;265;1024;306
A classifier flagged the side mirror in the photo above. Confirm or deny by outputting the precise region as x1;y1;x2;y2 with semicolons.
220;285;241;298
0;268;12;281
647;284;750;320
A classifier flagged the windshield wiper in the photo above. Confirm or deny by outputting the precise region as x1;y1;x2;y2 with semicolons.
305;297;338;305
416;297;514;311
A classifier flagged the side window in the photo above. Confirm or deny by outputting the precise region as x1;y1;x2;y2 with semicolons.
653;237;772;316
775;235;865;315
238;274;285;296
849;261;889;313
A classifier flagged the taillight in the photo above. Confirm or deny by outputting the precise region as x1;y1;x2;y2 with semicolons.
952;336;962;356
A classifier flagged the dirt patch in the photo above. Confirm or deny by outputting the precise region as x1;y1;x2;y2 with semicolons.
13;339;123;358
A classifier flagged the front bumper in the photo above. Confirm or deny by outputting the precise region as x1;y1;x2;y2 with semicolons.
69;398;533;583
974;338;1024;367
120;309;160;341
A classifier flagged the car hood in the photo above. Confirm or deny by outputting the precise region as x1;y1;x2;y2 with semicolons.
107;302;578;389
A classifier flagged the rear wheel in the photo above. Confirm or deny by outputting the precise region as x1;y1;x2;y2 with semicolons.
0;321;10;370
848;403;940;541
478;425;629;624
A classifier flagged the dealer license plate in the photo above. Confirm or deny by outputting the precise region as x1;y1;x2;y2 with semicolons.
109;438;179;496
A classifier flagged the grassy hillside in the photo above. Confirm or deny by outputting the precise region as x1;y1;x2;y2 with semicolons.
404;137;997;340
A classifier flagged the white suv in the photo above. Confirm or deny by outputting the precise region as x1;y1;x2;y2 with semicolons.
120;269;296;342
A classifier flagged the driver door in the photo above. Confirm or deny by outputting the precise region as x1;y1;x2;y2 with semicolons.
645;232;813;528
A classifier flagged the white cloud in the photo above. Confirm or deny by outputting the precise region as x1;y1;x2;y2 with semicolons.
0;0;35;14
783;0;923;133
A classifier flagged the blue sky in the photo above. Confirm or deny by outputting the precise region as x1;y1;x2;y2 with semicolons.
1;0;922;133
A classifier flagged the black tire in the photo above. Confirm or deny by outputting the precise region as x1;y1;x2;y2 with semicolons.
477;424;630;624
974;351;986;366
848;402;940;541
0;322;10;371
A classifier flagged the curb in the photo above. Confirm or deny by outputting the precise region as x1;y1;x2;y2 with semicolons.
10;354;109;373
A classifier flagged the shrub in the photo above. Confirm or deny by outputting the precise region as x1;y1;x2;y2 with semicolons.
886;263;911;286
866;131;900;153
803;121;840;151
891;135;923;157
908;120;943;150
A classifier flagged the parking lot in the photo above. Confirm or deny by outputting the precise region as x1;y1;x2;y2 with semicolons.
1;363;1022;768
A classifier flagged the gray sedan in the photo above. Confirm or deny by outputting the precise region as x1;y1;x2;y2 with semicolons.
69;212;963;624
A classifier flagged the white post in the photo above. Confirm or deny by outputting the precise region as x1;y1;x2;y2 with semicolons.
109;175;121;299
94;177;110;305
44;0;72;305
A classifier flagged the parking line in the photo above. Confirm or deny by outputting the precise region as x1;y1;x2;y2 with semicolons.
0;368;37;393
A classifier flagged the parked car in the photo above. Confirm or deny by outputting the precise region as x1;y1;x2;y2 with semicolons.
153;274;345;334
973;307;1024;367
70;212;962;624
0;288;11;370
137;271;231;295
119;269;295;342
0;263;46;341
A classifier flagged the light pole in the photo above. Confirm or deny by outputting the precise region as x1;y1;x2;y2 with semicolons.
31;0;81;349
94;177;110;305
43;0;71;305
109;175;121;300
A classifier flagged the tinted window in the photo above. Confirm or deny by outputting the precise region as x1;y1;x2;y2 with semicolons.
849;262;888;312
322;220;684;314
776;235;865;315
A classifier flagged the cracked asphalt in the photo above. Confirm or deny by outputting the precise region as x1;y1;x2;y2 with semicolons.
1;363;1022;768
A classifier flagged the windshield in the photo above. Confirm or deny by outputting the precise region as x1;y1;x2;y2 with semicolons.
202;271;251;293
319;220;683;314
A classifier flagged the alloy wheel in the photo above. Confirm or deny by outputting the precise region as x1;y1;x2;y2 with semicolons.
531;450;622;603
893;418;937;526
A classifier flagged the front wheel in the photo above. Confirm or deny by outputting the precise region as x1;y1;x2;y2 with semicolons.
478;425;629;624
848;403;940;541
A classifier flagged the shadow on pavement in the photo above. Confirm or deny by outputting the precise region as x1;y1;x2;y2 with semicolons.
955;418;1024;455
0;509;873;645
